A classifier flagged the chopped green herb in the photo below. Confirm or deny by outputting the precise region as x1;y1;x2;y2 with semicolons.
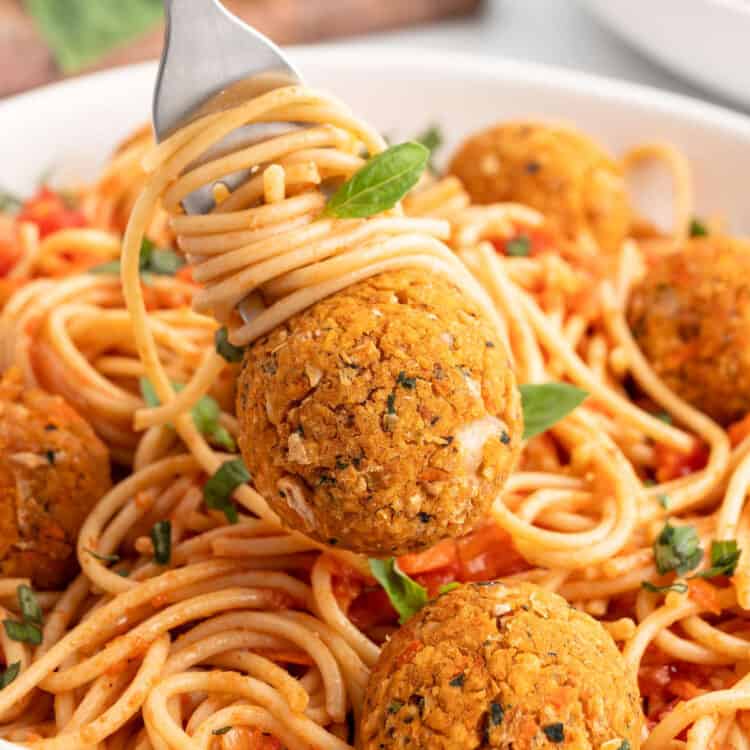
203;459;250;524
116;569;130;577
45;450;56;464
324;142;428;219
318;473;336;486
387;700;404;714
654;522;702;576
438;582;460;595
386;392;397;415
618;740;631;750
449;673;465;687
0;662;20;689
642;581;688;594
90;238;184;276
520;383;588;440
506;235;531;257
542;722;565;743
694;539;741;579
150;520;171;565
644;478;657;487
335;459;349;470
414;124;443;169
689;217;708;237
396;371;417;389
657;493;671;509
654;411;672;424
214;326;245;363
486;702;504;731
139;377;160;408
3;620;42;645
417;512;433;523
86;549;121;564
369;557;428;624
0;189;23;214
212;726;232;735
17;585;42;626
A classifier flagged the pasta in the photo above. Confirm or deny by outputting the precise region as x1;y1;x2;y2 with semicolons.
1;82;749;750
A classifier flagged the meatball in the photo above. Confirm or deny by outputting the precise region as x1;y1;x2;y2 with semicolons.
628;236;750;425
361;582;642;750
448;122;631;254
0;370;111;588
237;269;522;555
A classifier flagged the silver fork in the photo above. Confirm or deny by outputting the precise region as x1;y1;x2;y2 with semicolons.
153;0;303;215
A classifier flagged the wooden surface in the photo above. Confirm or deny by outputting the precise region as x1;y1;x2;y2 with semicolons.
0;0;482;98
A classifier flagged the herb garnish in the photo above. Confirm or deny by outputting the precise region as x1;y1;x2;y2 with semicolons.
542;722;565;743
0;662;20;689
641;581;688;594
657;493;670;509
18;585;42;625
203;459;250;523
438;582;460;595
654;522;702;576
506;235;531;257
86;549;121;564
3;585;43;645
369;557;428;624
449;673;465;687
519;383;588;440
396;371;417;389
414;124;443;170
324;142;428;219
689;217;708;237
618;741;631;750
150;520;171;565
0;189;23;214
212;726;232;735
387;700;404;714
694;539;741;579
654;411;672;424
139;377;235;452
90;238;185;276
214;326;245;363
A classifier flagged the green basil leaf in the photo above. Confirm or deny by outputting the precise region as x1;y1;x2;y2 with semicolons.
369;557;428;624
147;248;185;276
641;581;688;594
654;522;703;576
0;661;20;689
17;585;42;625
0;189;23;215
689;217;708;237
139;377;161;408
150;520;172;565
414;124;443;170
694;539;740;579
86;548;121;564
203;459;249;524
520;383;588;440
506;236;531;257
438;582;460;595
212;727;233;736
3;620;42;645
88;260;122;275
25;0;164;74
324;142;428;219
215;327;245;363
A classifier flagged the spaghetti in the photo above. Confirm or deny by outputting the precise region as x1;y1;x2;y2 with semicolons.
0;84;749;750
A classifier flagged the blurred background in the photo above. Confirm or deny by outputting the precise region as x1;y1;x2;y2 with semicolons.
1;0;748;112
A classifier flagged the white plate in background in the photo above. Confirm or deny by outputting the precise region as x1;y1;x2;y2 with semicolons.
582;0;750;109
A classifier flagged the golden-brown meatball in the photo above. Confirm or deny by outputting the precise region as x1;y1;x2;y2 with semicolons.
361;582;642;750
237;270;522;555
448;121;631;253
628;236;750;425
0;370;111;588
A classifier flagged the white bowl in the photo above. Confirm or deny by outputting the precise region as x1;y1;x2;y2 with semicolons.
582;0;750;109
1;45;750;235
1;46;750;748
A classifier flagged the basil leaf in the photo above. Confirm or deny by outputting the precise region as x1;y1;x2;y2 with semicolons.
150;520;171;565
3;620;42;645
641;581;688;594
415;124;443;170
0;662;20;689
203;459;250;524
212;727;232;736
689;217;708;237
369;557;428;624
25;0;163;74
438;582;460;595
695;539;740;579
324;142;428;219
520;383;588;440
0;189;23;215
17;585;42;625
215;327;245;363
506;236;531;257
87;260;121;275
139;377;161;408
654;522;703;576
86;548;121;564
90;238;183;277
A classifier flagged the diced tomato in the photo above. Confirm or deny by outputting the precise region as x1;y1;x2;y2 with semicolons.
687;578;722;616
175;265;195;284
653;440;709;483
398;538;459;576
413;567;462;598
331;565;365;612
347;587;397;631
0;240;20;277
729;413;750;447
490;223;558;258
17;187;87;239
456;522;530;582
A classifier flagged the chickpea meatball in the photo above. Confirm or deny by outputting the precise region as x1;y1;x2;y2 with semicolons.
237;270;522;555
448;121;631;254
361;582;642;750
0;370;112;588
628;236;750;425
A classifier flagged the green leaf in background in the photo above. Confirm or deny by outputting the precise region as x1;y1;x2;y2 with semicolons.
519;383;588;440
369;557;429;624
25;0;164;73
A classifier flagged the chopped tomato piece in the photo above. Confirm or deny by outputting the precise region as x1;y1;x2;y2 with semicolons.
0;239;20;277
17;187;86;238
413;567;462;598
490;223;558;257
347;587;397;631
456;522;530;581
687;578;722;616
398;538;458;576
653;440;709;483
